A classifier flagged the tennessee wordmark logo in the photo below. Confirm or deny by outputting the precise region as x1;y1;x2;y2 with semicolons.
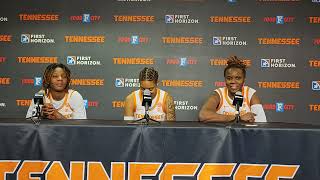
0;161;299;180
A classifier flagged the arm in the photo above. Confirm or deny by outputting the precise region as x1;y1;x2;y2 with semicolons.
198;92;235;122
42;103;67;120
250;92;267;122
250;92;261;105
52;110;68;120
165;94;176;121
69;91;87;119
124;93;135;120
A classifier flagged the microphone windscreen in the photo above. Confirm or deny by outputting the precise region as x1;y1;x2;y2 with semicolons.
34;91;44;105
235;91;242;96
143;89;151;96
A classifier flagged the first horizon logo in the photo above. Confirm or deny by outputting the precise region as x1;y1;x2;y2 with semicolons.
165;14;199;24
312;81;320;90
67;56;101;66
115;78;140;88
213;36;247;46
261;58;296;68
21;34;55;44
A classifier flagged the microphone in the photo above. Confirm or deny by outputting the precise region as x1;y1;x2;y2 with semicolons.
232;91;243;107
34;92;44;106
142;89;152;111
232;91;243;123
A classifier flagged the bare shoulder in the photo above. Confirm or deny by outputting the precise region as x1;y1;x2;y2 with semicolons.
200;91;221;112
125;91;135;102
250;92;261;105
207;91;221;106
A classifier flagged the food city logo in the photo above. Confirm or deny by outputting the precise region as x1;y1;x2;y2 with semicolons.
174;100;198;111
214;81;226;87
21;34;55;44
257;38;300;45
0;77;11;85
70;14;101;23
162;36;203;44
0;35;12;42
210;58;251;67
0;57;6;63
17;57;58;64
257;81;300;89
18;14;59;21
263;16;295;24
115;78;140;88
21;77;43;86
0;16;8;22
0;161;300;180
161;80;203;88
209;16;252;23
260;58;296;68
117;35;150;45
165;14;199;24
313;38;320;45
263;102;295;112
166;57;198;67
113;57;155;65
67;56;102;66
65;35;105;43
212;36;247;46
113;15;155;23
311;81;320;90
309;59;320;67
83;99;99;109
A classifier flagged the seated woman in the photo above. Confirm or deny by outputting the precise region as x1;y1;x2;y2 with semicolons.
199;56;266;123
26;63;87;119
124;67;175;121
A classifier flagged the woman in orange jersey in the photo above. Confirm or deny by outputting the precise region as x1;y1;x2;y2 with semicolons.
124;67;176;121
26;63;86;120
199;56;266;123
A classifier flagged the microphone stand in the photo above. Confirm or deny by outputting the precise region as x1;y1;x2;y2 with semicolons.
130;103;160;124
235;103;241;123
26;101;42;126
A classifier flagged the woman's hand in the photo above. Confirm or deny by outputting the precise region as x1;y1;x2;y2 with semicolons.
42;103;56;119
240;112;256;123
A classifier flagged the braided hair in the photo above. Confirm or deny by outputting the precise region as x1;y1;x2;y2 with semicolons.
224;56;246;78
42;63;71;93
139;67;159;83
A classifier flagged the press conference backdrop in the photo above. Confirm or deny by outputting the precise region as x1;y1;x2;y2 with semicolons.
0;0;319;123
